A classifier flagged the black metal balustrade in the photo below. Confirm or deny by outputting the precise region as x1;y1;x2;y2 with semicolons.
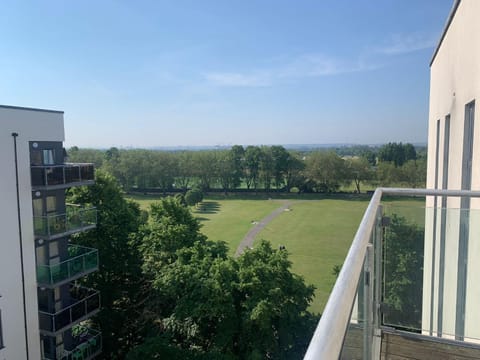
31;163;94;190
38;286;101;335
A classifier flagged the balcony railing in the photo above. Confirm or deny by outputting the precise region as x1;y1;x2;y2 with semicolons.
304;188;480;360
37;245;99;287
39;286;101;335
31;163;95;190
63;326;102;360
42;326;102;360
34;205;97;240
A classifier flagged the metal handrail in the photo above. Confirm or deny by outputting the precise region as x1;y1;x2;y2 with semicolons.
30;163;95;189
38;287;100;333
31;162;94;168
303;187;480;360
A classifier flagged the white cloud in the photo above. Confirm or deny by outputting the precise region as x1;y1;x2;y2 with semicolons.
377;33;437;55
204;71;271;87
204;54;378;87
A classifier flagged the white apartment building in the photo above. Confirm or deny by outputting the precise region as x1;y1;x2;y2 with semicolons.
0;105;100;360
424;0;480;342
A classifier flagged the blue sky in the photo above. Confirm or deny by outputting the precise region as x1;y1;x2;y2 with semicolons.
1;0;453;148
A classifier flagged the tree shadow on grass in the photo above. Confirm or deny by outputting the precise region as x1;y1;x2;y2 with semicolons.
194;201;221;214
195;217;210;222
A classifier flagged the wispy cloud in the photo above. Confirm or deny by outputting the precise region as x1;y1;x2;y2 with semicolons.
204;53;378;88
204;71;272;87
377;33;437;55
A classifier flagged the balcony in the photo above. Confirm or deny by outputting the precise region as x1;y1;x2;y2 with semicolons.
39;286;101;336
63;326;102;360
34;205;97;240
304;188;480;360
31;163;95;190
42;327;102;360
37;245;99;287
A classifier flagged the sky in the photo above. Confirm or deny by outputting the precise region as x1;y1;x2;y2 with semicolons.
0;0;454;148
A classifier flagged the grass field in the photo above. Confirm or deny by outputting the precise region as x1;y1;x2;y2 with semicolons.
192;199;284;255
254;200;368;313
126;193;426;314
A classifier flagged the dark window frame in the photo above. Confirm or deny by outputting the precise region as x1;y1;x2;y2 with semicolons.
0;308;4;349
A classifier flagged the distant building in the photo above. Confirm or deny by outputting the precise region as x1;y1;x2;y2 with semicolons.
0;105;101;359
424;0;480;341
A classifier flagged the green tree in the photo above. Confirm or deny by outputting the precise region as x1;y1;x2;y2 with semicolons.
378;142;417;167
305;151;346;192
270;145;290;189
284;151;305;192
69;171;146;358
398;159;426;188
259;146;274;191
345;157;373;193
134;198;316;359
229;145;245;189
185;187;204;207
235;241;317;359
383;215;424;329
244;146;262;191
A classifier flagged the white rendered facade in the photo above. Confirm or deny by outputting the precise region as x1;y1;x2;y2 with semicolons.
0;105;100;360
424;0;480;341
0;106;64;360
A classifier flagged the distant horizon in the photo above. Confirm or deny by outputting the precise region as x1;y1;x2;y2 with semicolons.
68;142;428;151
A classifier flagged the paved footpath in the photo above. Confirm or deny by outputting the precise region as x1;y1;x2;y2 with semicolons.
234;200;294;257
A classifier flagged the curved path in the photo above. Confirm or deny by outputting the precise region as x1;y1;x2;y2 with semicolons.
235;201;294;257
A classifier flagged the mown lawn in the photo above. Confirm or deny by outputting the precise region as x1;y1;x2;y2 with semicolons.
192;199;284;255
126;193;426;314
254;200;369;314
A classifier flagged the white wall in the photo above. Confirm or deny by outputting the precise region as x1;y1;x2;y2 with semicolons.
0;106;64;360
425;0;480;341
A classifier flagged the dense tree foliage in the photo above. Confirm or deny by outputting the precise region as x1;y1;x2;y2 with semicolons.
378;142;417;167
185;187;204;207
133;198;317;359
69;171;147;358
67;143;427;194
383;215;424;329
72;177;317;358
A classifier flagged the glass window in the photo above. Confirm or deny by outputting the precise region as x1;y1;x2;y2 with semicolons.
33;198;43;217
46;196;57;214
43;150;55;165
0;309;4;349
30;150;42;165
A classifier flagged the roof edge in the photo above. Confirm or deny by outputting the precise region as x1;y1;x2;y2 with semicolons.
0;104;64;114
430;0;462;67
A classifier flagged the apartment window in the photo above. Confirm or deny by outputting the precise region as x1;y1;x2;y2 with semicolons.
43;149;55;165
0;309;4;349
30;149;42;165
461;101;475;191
442;115;451;190
46;196;57;214
457;100;475;339
437;114;451;336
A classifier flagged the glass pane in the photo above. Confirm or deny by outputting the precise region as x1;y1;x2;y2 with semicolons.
340;257;367;359
43;149;55;165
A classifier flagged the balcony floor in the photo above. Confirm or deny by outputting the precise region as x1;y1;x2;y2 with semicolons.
381;329;480;360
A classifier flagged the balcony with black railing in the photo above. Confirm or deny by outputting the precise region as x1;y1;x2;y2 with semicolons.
37;245;99;287
42;326;102;360
39;286;100;336
31;163;95;190
34;204;96;240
